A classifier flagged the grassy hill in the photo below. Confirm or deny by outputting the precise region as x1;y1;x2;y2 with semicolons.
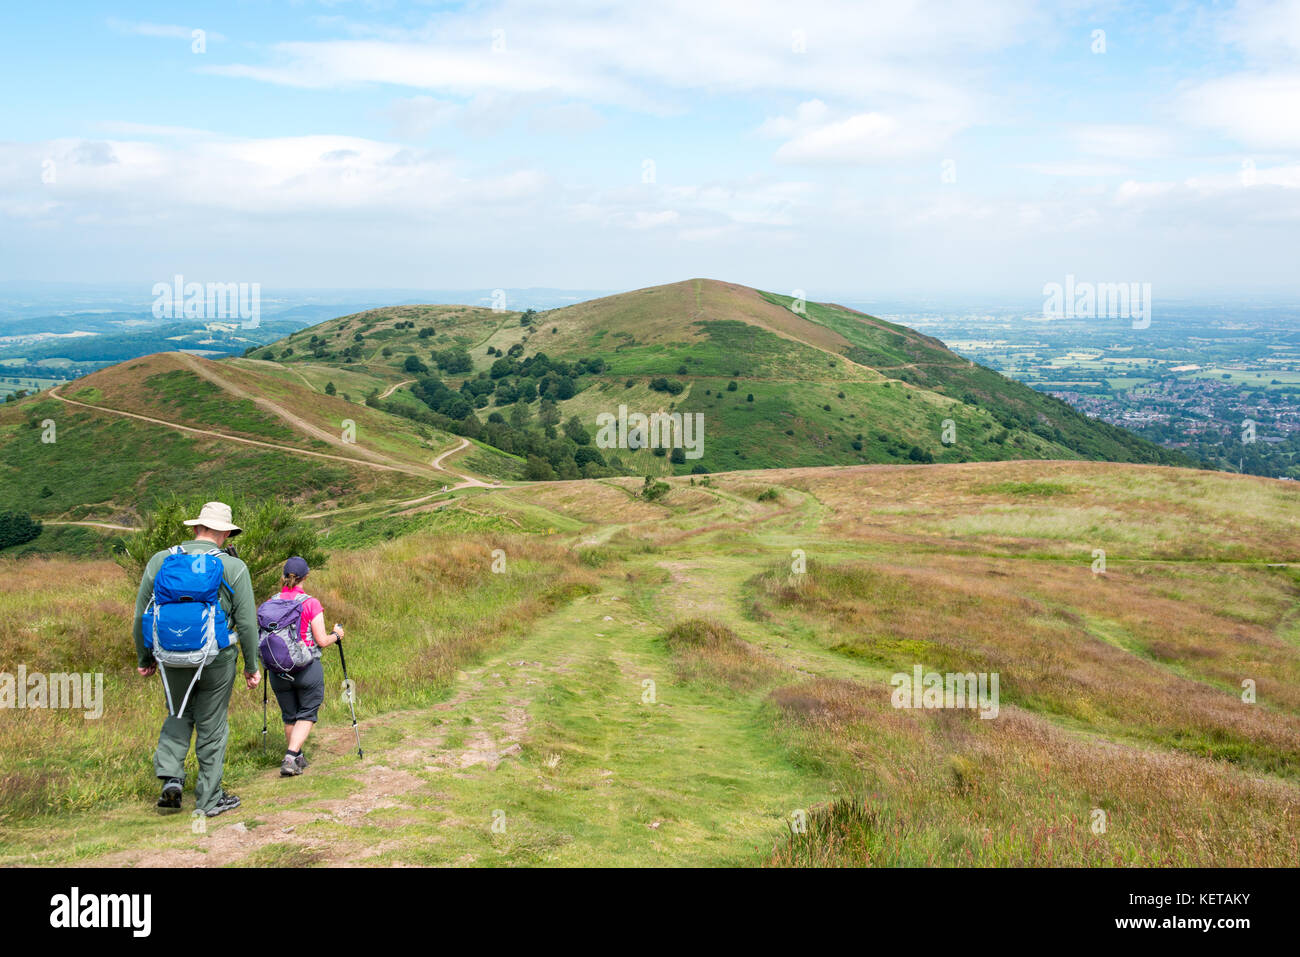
0;277;1189;556
0;351;525;552
2;281;1292;868
247;278;1188;475
2;459;1297;866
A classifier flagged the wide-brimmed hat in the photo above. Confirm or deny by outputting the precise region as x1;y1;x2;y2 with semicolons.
183;501;242;537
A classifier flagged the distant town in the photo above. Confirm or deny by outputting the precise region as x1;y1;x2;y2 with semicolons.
881;302;1300;479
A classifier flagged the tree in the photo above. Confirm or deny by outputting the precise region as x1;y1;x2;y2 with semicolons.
670;447;686;465
0;511;42;550
115;492;326;600
404;355;429;374
509;402;533;429
575;446;605;467
524;455;556;481
563;415;591;445
537;398;560;427
324;382;336;396
434;347;473;374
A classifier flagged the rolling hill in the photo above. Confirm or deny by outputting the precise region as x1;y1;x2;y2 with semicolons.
0;278;1188;553
0;278;1296;867
246;278;1188;476
0;351;519;552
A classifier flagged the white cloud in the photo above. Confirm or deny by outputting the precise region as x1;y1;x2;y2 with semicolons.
1182;1;1300;149
1181;73;1300;149
1069;124;1176;160
205;0;1024;118
108;19;226;43
631;210;679;229
0;135;549;218
764;103;958;164
1021;161;1131;177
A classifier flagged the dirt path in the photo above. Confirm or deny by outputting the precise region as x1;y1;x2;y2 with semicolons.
378;379;414;399
44;520;139;532
59;563;818;868
176;354;429;475
48;386;432;477
49;362;494;505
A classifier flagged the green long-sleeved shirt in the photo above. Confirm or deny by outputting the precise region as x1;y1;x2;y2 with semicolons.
133;540;260;671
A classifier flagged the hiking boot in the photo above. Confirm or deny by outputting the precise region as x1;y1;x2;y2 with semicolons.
280;754;303;777
156;777;183;811
295;752;309;771
204;791;241;817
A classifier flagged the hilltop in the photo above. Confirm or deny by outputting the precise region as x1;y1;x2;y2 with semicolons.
247;278;1186;475
0;278;1189;552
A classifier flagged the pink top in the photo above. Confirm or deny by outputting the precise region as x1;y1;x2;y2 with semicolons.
279;586;324;646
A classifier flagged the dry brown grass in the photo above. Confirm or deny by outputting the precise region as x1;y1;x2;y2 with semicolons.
762;460;1300;561
757;557;1300;776
766;677;1300;866
661;618;787;691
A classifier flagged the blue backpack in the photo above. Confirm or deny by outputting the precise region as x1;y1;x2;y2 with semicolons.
144;546;233;717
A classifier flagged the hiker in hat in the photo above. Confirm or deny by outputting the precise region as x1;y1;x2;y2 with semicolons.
261;556;344;777
133;501;260;817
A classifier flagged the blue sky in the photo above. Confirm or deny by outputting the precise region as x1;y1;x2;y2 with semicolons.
2;1;1298;300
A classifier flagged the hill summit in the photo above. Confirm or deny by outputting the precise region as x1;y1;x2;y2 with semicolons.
248;278;1185;475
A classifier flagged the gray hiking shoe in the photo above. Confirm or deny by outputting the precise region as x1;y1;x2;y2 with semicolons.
157;777;183;811
295;752;309;771
280;754;303;777
205;791;241;817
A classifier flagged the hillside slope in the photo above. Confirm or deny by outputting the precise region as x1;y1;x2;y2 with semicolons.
248;279;1187;475
3;460;1297;866
0;351;520;544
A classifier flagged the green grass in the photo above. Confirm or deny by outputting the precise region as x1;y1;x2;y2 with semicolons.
1;460;1298;866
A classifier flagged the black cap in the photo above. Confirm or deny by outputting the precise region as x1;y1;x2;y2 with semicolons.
283;556;310;577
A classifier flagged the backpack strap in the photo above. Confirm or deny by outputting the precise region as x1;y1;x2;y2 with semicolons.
194;546;233;603
158;657;206;719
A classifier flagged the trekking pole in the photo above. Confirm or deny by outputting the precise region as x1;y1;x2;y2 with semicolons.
261;670;268;755
336;638;363;759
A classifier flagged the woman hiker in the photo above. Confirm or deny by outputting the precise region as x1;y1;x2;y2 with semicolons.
265;556;346;776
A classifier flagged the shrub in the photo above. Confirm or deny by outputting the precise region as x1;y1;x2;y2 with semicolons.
0;511;42;550
640;476;670;501
115;492;327;600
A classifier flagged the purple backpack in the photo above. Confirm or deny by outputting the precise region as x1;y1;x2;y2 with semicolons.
257;594;314;673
